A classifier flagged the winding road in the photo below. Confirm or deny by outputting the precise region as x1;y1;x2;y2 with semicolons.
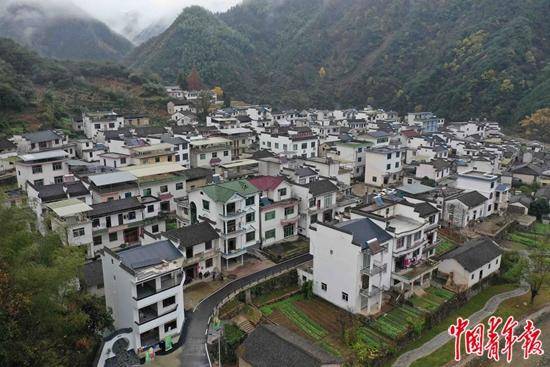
392;286;529;367
178;253;312;366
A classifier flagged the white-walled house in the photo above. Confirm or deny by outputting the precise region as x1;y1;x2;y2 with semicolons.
46;198;94;256
438;237;502;291
83;111;125;140
333;141;371;179
161;221;221;285
87;171;140;203
15;150;69;189
189;137;233;168
443;191;489;228
364;147;404;191
259;129;318;158
101;241;185;354
187;179;260;267
415;159;452;182
455;170;509;215
309;218;393;315
291;180;339;238
249;176;300;247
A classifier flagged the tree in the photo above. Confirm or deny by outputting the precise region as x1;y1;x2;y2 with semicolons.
420;176;436;187
176;72;188;90
223;92;231;108
528;198;550;220
0;203;113;366
186;67;203;91
525;251;549;304
520;108;550;143
212;86;224;98
196;90;212;123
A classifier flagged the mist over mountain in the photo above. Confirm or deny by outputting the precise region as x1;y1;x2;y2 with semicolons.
0;0;134;61
129;0;550;127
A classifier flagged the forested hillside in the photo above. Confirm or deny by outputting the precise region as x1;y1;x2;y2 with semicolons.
129;0;550;129
0;38;167;136
0;0;134;62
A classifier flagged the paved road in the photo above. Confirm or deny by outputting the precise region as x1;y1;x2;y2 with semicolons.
178;253;312;367
393;286;529;367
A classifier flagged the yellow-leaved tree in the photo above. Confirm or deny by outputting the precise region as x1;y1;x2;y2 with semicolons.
520;108;550;143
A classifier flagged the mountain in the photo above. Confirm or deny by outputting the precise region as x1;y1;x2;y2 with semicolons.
132;17;172;45
0;0;134;62
0;38;168;136
128;0;550;129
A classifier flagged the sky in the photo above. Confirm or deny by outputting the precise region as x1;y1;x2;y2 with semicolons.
73;0;241;39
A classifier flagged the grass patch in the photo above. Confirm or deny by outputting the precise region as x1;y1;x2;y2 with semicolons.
435;241;456;256
253;284;300;306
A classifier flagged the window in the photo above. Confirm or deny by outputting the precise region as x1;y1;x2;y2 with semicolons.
108;123;115;128
414;232;421;241
489;193;493;199
386;153;392;159
205;258;213;268
246;212;255;223
311;142;315;148
147;205;154;213
386;164;391;170
143;188;151;196
72;227;85;237
265;229;276;239
109;233;118;242
310;214;318;223
32;165;43;174
34;179;44;186
94;123;101;129
92;218;100;227
52;162;62;171
212;152;218;158
490;181;495;188
284;207;294;216
265;211;276;220
471;273;475;280
302;143;307;149
245;196;255;206
488;263;491;269
93;236;102;246
321;283;327;291
152;224;159;233
163;296;176;308
278;188;287;197
54;176;64;184
283;144;287;151
396;237;404;249
324;195;332;207
175;155;180;162
342;292;349;302
200;153;206;160
275;143;279;149
396;151;401;157
205;240;212;250
283;224;294;237
309;198;316;208
293;144;298;151
223;151;229;156
120;157;126;164
246;231;255;242
495;258;499;265
395;162;400;168
128;211;136;220
202;200;210;210
176;182;184;190
488;204;492;211
124;192;132;198
164;320;177;333
372;176;377;182
159;185;168;193
357;157;362;162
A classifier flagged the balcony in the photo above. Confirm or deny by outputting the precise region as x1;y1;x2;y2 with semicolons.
394;238;426;255
220;227;247;239
135;272;184;300
221;247;247;259
392;259;439;284
137;304;179;326
360;285;385;298
183;249;218;266
220;210;246;219
360;262;387;276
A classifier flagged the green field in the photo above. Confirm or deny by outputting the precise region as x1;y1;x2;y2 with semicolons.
435;240;456;256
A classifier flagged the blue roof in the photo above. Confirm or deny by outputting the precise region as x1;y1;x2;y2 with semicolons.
118;240;182;270
334;218;392;249
496;183;510;192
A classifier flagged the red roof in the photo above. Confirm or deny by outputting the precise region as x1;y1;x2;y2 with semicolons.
248;176;284;191
401;130;419;138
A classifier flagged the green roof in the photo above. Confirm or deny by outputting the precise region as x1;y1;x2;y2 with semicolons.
202;179;259;202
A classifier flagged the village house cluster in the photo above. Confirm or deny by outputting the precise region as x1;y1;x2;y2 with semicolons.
1;85;549;365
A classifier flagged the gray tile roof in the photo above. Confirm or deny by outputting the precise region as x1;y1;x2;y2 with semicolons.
414;202;439;217
81;259;104;289
335;218;392;249
117;240;182;270
441;237;502;272
456;191;487;208
23;130;61;143
163;222;219;249
89;197;143;217
240;325;343;367
295;166;317;177
306;180;338;196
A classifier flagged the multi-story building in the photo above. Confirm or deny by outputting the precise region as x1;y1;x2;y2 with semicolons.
15;150;69;189
89;197;164;256
332;141;371;180
14;130;69;153
101;240;185;353
87;171;139;203
161;222;221;285
215;128;255;159
82;111;125;140
406;112;443;133
124;114;150;127
259;128;318;158
75;139;106;162
291;179;338;238
415;159;452;182
249;176;300;247
46;198;94;256
455;170;509;215
189;137;233;168
309;217;393;315
364;147;404;191
121;163;187;213
186;179;260;268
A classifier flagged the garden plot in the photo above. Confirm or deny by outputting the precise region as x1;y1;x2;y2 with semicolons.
409;286;455;312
